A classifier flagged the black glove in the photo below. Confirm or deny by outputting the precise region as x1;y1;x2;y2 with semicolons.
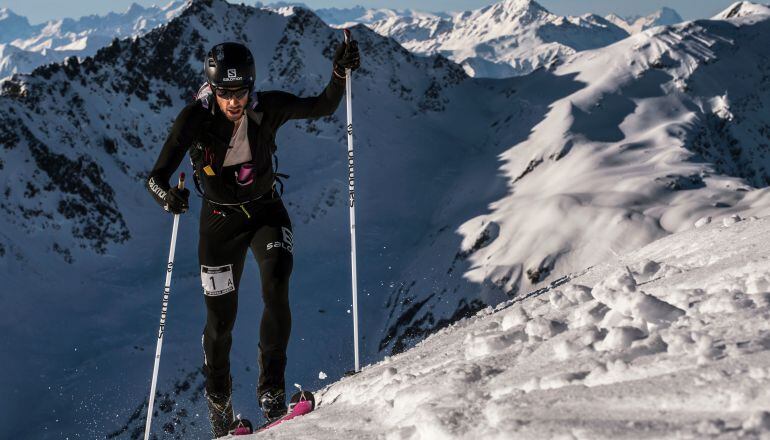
333;40;360;79
164;187;190;214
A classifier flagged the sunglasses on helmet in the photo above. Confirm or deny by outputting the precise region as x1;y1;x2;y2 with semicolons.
214;87;249;100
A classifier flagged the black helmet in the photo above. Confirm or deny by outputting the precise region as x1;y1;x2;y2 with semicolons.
204;42;256;89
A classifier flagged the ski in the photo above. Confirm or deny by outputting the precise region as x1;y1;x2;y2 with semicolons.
225;390;315;437
256;390;315;433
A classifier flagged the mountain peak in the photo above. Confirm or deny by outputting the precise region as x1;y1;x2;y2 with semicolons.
478;0;551;23
494;0;549;14
650;6;683;24
607;7;683;33
125;2;146;15
714;1;770;20
0;7;25;22
0;7;34;42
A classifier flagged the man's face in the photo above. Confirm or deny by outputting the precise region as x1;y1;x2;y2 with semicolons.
214;87;249;121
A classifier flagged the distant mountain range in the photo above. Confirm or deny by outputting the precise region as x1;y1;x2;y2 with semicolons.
318;0;630;78
0;1;187;78
316;1;686;78
0;1;687;79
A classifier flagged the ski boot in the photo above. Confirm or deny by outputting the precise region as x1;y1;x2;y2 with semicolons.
205;379;234;438
258;388;287;423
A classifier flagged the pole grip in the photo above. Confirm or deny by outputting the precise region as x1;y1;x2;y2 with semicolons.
177;172;185;190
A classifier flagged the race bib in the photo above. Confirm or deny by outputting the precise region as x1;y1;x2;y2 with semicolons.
201;265;235;296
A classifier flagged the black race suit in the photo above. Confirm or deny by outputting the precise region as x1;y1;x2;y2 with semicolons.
146;74;344;396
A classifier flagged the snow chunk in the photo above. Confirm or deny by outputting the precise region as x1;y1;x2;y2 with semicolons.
563;284;593;304
698;419;727;435
464;329;526;359
695;216;712;228
743;411;770;432
548;289;573;310
595;326;647;351
569;301;609;328
662;330;695;355
746;273;770;295
552;340;581;360
591;270;685;328
525;317;565;340
723;214;743;227
500;306;529;330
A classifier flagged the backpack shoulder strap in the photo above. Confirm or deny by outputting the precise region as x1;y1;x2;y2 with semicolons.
246;108;263;125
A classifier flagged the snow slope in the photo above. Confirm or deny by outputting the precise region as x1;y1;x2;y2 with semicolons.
364;0;630;78
378;3;770;357
0;1;187;77
231;214;770;439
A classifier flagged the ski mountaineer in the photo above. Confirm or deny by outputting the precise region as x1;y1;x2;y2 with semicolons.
145;39;361;437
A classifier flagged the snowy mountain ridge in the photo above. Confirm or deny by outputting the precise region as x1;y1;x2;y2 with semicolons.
714;0;770;19
606;7;684;34
378;1;770;357
313;4;452;29
363;0;631;78
0;1;188;78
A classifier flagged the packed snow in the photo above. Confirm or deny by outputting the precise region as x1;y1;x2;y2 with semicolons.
227;211;770;439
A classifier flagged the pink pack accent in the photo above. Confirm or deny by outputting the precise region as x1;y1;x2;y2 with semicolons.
260;400;313;431
232;426;252;435
236;163;256;186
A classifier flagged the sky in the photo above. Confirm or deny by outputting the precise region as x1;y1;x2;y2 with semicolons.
0;0;745;24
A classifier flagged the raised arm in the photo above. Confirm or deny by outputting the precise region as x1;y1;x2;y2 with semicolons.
262;39;361;127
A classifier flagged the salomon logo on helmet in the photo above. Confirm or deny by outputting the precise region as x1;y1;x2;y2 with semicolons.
223;68;242;82
205;42;255;89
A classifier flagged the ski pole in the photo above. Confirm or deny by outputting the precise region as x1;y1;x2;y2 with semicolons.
343;28;360;374
144;173;185;440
